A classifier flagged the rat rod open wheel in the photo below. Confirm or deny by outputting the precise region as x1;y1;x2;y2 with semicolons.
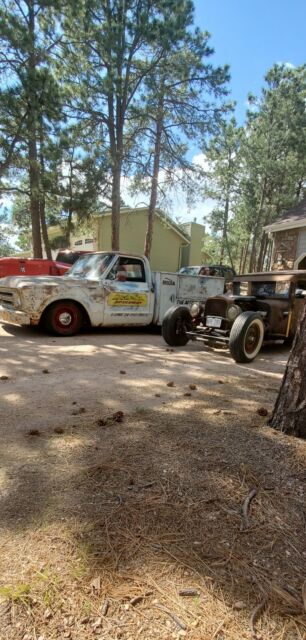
229;311;265;363
162;305;192;346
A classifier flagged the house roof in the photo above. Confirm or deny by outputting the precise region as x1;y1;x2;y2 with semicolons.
96;207;191;243
264;198;306;233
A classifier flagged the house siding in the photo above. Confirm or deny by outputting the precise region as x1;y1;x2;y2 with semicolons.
271;228;299;270
297;228;306;257
97;211;187;272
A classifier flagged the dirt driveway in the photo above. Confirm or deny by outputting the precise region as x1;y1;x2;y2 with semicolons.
0;324;305;640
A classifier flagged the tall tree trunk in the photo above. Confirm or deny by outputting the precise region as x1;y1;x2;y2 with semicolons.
39;120;52;260
65;158;74;247
144;111;163;259
238;245;244;274
27;0;42;258
220;189;229;264
266;238;273;270
111;160;121;250
241;238;250;273
66;208;73;248
268;302;306;438
248;179;267;272
256;232;269;271
28;133;42;258
39;198;52;259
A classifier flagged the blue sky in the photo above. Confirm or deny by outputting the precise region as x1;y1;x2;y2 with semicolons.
194;0;306;122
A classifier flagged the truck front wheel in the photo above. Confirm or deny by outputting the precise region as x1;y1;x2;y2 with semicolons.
162;306;191;346
229;312;264;363
43;301;83;336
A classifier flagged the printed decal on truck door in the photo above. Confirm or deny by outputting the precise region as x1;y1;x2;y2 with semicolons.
103;256;152;326
107;292;148;306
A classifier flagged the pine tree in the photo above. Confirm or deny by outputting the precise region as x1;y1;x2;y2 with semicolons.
62;0;211;250
129;30;229;259
202;118;243;269
241;64;306;271
0;0;62;257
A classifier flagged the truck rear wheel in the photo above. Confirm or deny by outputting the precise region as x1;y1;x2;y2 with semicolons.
162;305;191;346
43;301;83;336
229;311;264;363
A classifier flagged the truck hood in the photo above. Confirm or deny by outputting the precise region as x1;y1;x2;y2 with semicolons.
0;275;93;289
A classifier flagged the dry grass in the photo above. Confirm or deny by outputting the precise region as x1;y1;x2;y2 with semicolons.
1;371;306;640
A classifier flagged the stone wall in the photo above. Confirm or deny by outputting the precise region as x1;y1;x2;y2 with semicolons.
271;229;299;270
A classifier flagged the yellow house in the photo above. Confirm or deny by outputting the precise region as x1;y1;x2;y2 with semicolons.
69;207;205;272
16;207;205;271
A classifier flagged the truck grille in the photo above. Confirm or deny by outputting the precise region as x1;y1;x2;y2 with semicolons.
205;298;227;318
0;289;15;308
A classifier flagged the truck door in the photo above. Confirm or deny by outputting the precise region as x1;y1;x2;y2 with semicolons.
103;256;153;326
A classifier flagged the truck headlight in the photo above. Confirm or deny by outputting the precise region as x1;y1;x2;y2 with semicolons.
190;303;201;317
227;304;241;322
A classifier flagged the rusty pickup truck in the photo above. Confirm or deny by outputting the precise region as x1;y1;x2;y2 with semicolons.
0;252;224;336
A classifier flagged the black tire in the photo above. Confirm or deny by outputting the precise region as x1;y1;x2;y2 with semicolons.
43;300;83;336
229;311;264;363
162;305;192;346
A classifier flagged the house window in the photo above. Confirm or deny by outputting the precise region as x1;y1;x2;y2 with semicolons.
74;240;83;246
85;238;94;245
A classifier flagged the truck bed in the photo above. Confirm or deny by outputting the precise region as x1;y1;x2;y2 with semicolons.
152;272;225;325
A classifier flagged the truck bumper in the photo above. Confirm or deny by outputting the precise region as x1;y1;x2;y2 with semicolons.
186;329;229;344
0;307;32;326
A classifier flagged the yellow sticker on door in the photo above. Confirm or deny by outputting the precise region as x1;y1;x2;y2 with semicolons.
107;292;148;306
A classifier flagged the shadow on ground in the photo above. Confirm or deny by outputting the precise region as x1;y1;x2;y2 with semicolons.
0;325;305;639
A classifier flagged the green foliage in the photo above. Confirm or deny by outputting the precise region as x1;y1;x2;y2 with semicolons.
240;64;306;270
201;118;244;269
0;583;31;603
202;64;306;273
0;212;15;256
0;2;304;265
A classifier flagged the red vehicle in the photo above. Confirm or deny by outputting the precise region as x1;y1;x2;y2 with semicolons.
0;257;70;278
0;250;94;279
55;250;92;265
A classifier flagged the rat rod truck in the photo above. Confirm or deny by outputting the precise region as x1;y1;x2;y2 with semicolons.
0;252;224;336
162;270;306;363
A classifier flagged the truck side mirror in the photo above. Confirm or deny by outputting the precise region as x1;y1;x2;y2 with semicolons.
295;288;306;298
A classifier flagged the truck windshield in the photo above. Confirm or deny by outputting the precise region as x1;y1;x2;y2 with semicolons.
64;253;113;279
251;281;291;297
233;280;291;297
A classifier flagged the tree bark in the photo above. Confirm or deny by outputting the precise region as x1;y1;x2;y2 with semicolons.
27;0;43;258
268;301;306;438
241;238;250;274
39;120;52;260
144;110;163;259
28;133;43;258
111;160;121;251
248;178;267;272
65;156;75;247
256;232;269;272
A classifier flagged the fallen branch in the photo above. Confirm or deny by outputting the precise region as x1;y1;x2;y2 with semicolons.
240;488;257;531
178;588;200;597
101;598;109;616
130;591;153;606
154;604;187;630
250;597;268;639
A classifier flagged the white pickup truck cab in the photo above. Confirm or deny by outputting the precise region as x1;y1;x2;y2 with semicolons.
0;252;224;336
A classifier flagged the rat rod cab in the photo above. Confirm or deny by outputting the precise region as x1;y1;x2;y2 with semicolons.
162;270;306;363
